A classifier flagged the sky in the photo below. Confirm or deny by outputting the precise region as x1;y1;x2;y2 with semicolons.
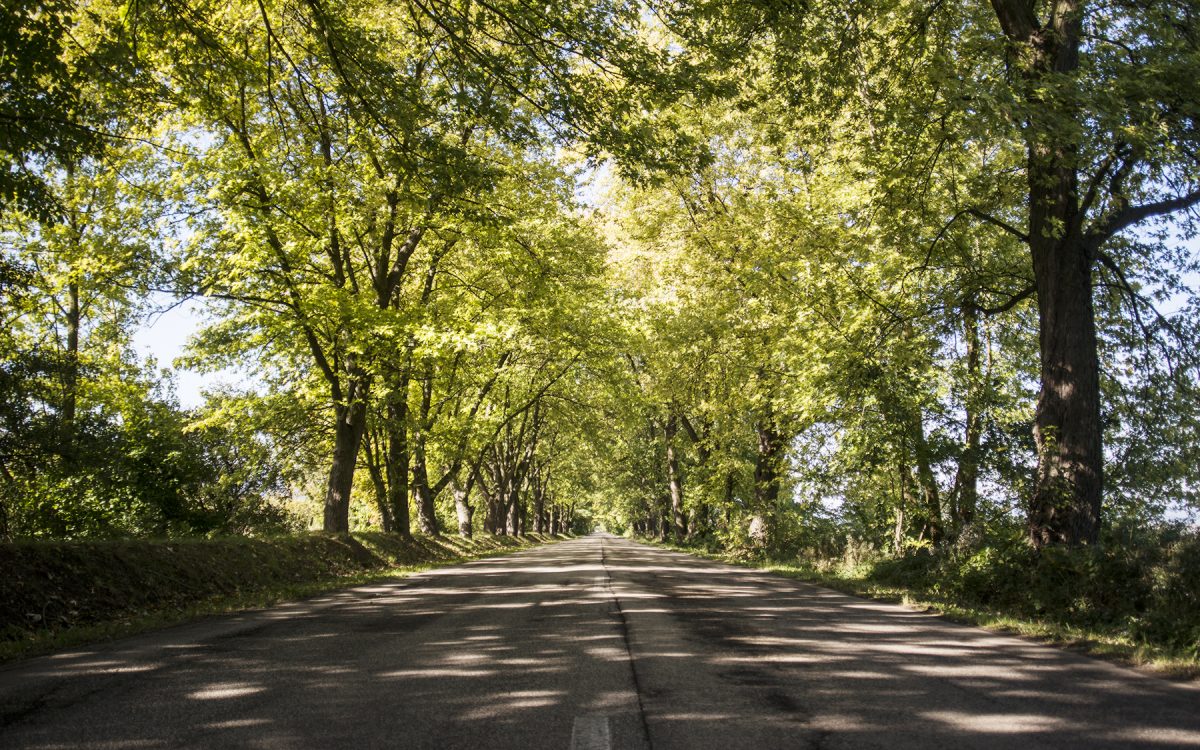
130;296;226;409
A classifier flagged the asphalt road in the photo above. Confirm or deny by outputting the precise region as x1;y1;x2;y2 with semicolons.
1;533;1198;749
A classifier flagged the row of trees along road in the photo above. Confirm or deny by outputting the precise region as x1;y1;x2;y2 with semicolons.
1;0;1198;552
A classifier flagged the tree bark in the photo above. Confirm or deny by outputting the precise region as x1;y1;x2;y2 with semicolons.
412;460;438;535
751;420;784;544
363;430;394;532
1028;232;1103;545
386;395;411;537
505;485;521;535
531;466;547;534
412;366;439;536
452;474;474;537
910;412;943;544
952;304;983;531
989;0;1102;546
62;278;79;446
324;375;368;533
477;474;500;535
664;416;686;542
678;414;712;539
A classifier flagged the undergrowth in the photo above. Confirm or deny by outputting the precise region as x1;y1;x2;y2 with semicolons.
647;523;1200;679
0;531;562;662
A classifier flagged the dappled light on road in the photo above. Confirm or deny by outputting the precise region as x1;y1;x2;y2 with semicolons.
1;534;1198;749
605;538;1200;749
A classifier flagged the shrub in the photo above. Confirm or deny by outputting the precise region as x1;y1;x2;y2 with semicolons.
1139;532;1200;655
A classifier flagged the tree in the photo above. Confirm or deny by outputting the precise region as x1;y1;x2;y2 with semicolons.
983;0;1200;545
6;0;1197;553
0;1;100;219
0;143;179;537
679;0;1200;546
155;0;536;532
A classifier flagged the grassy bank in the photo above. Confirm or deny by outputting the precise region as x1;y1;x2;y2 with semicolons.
644;533;1200;680
0;531;562;663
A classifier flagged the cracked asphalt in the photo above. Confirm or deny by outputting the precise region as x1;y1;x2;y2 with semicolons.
1;533;1198;749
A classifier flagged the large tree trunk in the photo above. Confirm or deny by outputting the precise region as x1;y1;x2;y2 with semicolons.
386;396;411;538
412;458;438;536
989;0;1101;547
751;420;784;545
664;417;686;542
490;482;507;535
722;471;735;533
505;487;521;535
1024;57;1103;547
1028;228;1103;546
677;414;713;539
411;369;439;536
452;475;473;537
952;304;983;532
910;413;943;544
531;470;546;534
363;431;394;532
894;462;908;555
477;477;499;535
324;377;368;533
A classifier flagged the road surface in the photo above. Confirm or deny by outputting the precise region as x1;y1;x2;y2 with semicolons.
1;533;1197;749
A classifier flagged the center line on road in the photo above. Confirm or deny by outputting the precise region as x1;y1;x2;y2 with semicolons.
570;715;611;750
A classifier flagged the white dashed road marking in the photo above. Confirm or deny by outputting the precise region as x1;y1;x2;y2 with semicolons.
570;715;612;750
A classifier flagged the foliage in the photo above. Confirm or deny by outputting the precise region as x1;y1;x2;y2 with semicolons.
0;0;100;219
855;521;1200;657
0;1;1198;660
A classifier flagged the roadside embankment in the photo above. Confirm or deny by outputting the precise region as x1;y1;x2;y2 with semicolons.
642;533;1200;680
0;531;563;661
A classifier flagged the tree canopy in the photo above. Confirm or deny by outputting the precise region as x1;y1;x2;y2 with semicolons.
1;0;1197;559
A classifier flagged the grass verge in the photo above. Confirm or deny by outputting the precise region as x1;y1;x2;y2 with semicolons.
641;538;1200;682
0;531;564;664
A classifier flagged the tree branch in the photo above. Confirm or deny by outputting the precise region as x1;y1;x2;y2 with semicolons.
1090;187;1200;242
988;0;1039;41
966;285;1037;316
965;208;1030;243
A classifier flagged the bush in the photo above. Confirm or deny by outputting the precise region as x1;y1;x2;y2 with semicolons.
1139;532;1200;655
891;524;1197;655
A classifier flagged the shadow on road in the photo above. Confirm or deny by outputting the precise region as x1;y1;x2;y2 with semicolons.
1;535;1197;749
